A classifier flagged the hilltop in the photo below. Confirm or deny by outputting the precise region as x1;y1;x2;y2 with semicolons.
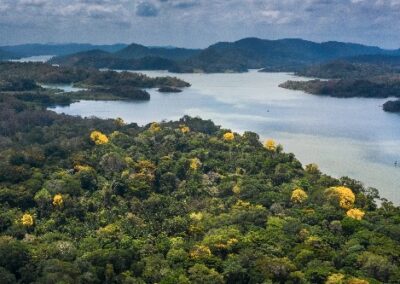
115;43;201;61
0;48;17;61
279;55;400;112
0;43;128;58
48;38;400;73
0;92;399;282
0;62;190;105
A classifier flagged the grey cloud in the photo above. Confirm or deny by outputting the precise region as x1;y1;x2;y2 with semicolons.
136;2;159;17
0;0;399;49
19;0;47;7
160;0;199;9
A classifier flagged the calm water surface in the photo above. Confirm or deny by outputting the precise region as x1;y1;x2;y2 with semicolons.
10;55;54;62
41;84;86;93
51;70;400;203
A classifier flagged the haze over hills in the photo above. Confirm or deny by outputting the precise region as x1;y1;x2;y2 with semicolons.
2;37;400;73
293;55;400;79
183;38;400;72
49;49;179;71
279;54;400;112
115;43;201;61
0;43;128;58
0;48;17;60
46;37;400;73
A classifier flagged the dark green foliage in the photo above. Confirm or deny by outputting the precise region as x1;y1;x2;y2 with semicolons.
0;97;399;283
158;86;182;93
383;100;400;113
49;38;400;73
280;79;400;99
1;43;128;57
279;57;400;112
0;62;189;106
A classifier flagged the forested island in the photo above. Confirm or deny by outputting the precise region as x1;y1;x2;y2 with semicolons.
0;77;399;283
279;57;400;112
383;100;400;112
0;62;189;106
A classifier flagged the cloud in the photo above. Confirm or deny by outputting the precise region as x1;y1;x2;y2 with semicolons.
162;0;200;9
136;2;159;17
19;0;47;7
0;0;399;49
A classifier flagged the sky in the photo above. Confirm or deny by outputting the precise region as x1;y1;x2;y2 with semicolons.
0;0;399;49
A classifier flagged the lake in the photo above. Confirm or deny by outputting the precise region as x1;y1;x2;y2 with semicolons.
50;70;400;203
10;55;54;63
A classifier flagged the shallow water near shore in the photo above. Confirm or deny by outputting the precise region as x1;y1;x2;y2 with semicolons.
50;70;400;203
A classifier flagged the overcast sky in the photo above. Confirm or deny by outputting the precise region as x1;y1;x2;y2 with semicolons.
0;0;399;49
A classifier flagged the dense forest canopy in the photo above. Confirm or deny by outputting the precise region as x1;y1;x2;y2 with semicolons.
279;57;400;112
0;91;399;283
45;38;400;73
0;62;189;106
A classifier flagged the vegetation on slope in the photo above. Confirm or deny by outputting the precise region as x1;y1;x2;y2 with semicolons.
0;62;190;105
291;55;400;79
383;100;400;113
0;48;17;60
280;78;400;98
0;43;128;58
115;43;201;61
279;57;400;112
49;38;400;73
0;95;399;283
49;50;179;71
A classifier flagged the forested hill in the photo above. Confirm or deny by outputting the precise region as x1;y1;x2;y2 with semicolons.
0;48;17;60
49;38;400;73
115;43;201;61
0;43;128;58
279;56;400;112
49;50;179;70
0;93;399;283
294;55;400;79
0;62;190;104
178;38;399;73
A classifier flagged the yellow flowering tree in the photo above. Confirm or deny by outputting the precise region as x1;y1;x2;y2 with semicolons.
291;188;308;204
189;212;204;221
325;273;345;284
132;160;156;182
264;139;276;151
348;278;369;284
180;124;190;133
21;213;34;227
74;165;93;172
326;186;355;209
189;245;212;259
346;208;365;220
232;184;241;194
223;132;235;142
90;131;109;145
53;194;63;207
190;158;202;171
149;122;161;133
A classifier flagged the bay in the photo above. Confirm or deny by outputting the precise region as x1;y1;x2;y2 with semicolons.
50;70;400;203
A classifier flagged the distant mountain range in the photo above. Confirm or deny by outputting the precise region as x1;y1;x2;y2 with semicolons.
0;43;128;58
0;48;17;60
183;38;400;72
294;55;400;79
2;38;400;73
114;43;200;60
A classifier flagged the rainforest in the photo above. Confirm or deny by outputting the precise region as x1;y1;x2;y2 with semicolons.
0;90;399;283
